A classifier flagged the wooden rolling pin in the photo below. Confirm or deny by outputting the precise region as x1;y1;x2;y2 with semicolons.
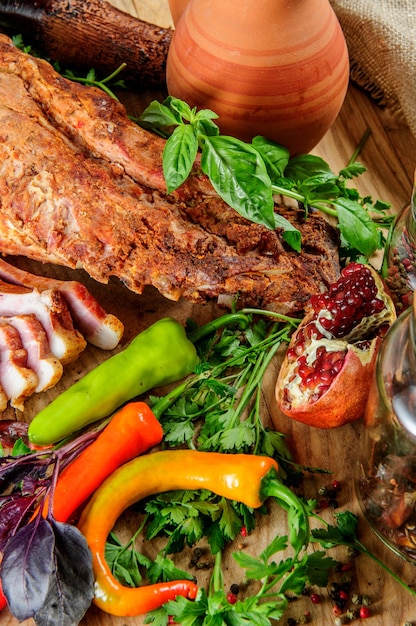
0;0;172;88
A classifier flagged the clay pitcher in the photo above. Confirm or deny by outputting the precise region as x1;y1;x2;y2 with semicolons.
166;0;349;155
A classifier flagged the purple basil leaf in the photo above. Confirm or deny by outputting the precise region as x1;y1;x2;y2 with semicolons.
0;495;37;550
0;420;29;450
33;520;94;626
1;518;55;620
0;455;47;489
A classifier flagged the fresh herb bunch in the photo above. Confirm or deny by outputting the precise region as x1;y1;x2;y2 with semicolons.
144;509;416;626
139;96;392;257
151;311;300;465
136;311;304;556
101;310;331;613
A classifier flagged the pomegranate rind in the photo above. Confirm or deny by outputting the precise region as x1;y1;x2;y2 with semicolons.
276;337;380;428
274;263;396;429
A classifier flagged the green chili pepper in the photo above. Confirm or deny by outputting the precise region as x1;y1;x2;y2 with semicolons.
28;318;198;446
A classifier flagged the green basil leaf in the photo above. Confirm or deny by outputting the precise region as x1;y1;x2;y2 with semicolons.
201;136;275;229
163;125;198;193
334;197;380;256
194;117;220;139
194;108;219;122
299;173;338;190
164;95;195;122
251;136;290;180
274;213;301;252
138;99;181;128
285;154;333;181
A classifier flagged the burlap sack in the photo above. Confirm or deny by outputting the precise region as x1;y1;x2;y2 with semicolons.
330;0;416;136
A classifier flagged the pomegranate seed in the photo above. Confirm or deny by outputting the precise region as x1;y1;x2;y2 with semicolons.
359;606;371;618
310;593;321;604
227;592;238;605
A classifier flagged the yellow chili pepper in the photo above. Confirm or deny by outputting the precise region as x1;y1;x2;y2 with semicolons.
78;449;308;617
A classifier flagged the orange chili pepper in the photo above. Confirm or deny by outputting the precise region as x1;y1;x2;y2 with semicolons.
44;402;163;522
77;450;304;617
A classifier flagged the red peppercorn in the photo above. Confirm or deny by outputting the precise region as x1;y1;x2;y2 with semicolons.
332;479;342;491
310;593;321;604
240;526;248;537
341;562;353;572
227;592;238;605
338;590;349;601
332;605;343;616
359;606;371;618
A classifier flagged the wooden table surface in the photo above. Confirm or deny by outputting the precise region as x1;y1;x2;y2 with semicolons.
2;1;416;625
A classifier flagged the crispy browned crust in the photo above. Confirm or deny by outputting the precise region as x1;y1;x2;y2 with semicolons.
0;34;340;314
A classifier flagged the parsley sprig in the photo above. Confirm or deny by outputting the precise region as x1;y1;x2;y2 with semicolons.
150;310;301;470
138;96;392;256
312;510;416;598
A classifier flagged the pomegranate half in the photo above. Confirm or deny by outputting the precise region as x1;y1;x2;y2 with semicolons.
275;263;396;428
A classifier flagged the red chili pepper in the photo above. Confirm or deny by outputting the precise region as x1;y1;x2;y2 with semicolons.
44;402;163;522
0;579;7;612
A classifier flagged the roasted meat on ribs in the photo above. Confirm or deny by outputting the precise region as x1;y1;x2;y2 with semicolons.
0;35;340;314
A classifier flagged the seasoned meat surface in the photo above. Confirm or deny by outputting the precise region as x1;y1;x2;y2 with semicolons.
0;35;340;314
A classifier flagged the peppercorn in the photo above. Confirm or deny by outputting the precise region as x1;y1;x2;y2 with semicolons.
310;593;321;604
326;488;338;499
361;594;372;606
287;618;297;626
346;546;358;558
346;607;360;620
340;562;353;573
230;583;240;596
338;590;349;602
351;593;362;605
359;606;371;619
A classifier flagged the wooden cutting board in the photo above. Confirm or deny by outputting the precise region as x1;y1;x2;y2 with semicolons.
2;1;416;625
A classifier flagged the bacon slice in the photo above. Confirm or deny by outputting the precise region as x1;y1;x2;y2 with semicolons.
0;282;87;365
0;383;8;413
0;259;124;350
5;314;64;393
0;321;39;410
